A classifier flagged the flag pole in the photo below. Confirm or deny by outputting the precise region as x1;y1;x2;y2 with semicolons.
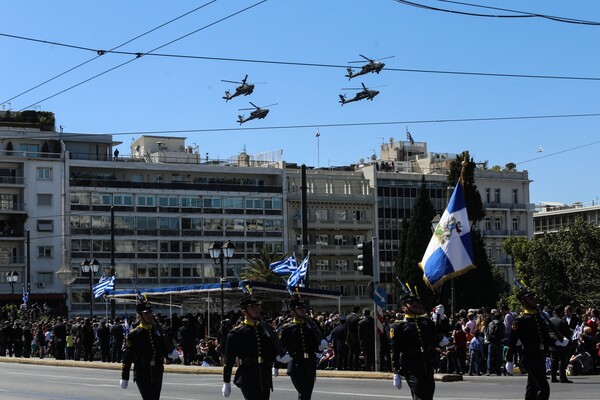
316;129;320;168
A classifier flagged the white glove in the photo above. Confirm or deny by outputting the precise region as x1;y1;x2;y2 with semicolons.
222;383;231;398
276;353;291;363
272;367;278;377
555;337;569;347
506;362;514;374
438;336;450;347
393;374;402;389
168;349;179;360
119;379;128;389
318;339;328;352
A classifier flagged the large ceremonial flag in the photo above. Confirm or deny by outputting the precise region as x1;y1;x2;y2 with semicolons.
420;183;475;289
287;253;309;287
93;274;115;298
269;254;298;275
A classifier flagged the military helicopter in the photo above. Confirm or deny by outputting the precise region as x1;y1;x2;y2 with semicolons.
222;75;256;101
237;102;277;124
345;54;394;80
339;83;380;106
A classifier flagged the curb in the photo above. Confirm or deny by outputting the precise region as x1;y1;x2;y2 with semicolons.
0;357;462;381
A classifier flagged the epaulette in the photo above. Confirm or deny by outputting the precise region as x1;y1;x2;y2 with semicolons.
283;321;295;328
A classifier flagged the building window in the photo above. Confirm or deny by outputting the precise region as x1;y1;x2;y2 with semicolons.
334;234;347;246
512;189;518;204
38;246;53;258
37;167;52;180
494;189;501;203
352;210;365;221
337;210;347;221
486;245;492;259
113;194;133;206
495;246;503;260
484;217;491;231
485;188;491;203
37;220;53;232
494;217;502;230
335;260;348;271
37;193;52;206
316;234;329;246
512;217;519;231
137;195;156;206
316;260;330;271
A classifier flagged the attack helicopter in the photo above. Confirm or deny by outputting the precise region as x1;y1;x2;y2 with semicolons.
339;83;380;106
345;54;394;80
222;75;256;101
237;102;277;124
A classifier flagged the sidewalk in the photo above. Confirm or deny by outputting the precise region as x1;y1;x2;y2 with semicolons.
0;356;462;381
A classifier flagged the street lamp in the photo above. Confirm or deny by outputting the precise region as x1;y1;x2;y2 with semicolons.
6;270;19;307
80;258;100;319
209;240;235;324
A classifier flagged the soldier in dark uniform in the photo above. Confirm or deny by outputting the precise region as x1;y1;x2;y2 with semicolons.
222;295;289;400
389;289;447;400
279;295;328;400
506;287;569;400
119;302;178;400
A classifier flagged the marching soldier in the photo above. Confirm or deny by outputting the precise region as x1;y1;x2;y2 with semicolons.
389;287;448;400
222;295;290;400
506;286;569;400
119;302;179;400
279;295;328;400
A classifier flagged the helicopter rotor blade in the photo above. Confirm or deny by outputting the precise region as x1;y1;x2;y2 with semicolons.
361;82;367;90
262;103;278;108
242;74;248;83
375;55;395;61
359;54;373;62
249;102;259;108
222;80;242;84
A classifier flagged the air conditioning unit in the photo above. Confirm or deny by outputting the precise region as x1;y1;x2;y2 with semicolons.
36;282;46;289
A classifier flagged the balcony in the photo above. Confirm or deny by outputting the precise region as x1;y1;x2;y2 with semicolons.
306;244;358;255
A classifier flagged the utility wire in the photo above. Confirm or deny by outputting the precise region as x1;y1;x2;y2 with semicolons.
516;139;600;165
0;0;217;106
394;0;600;25
4;33;600;82
16;0;268;111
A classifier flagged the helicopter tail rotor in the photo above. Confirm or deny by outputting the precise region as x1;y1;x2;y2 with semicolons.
339;94;346;105
237;115;245;125
345;67;354;80
223;91;232;101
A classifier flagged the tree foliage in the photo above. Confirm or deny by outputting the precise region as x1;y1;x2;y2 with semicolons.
505;217;600;307
242;247;285;285
396;176;436;308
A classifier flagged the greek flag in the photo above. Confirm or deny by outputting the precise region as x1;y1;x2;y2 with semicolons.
406;128;415;145
269;254;298;275
22;284;28;304
93;275;115;298
420;184;475;289
287;253;309;287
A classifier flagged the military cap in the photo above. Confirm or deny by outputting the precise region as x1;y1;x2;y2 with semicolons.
290;295;305;309
240;294;258;308
136;301;152;314
516;287;534;301
399;291;420;304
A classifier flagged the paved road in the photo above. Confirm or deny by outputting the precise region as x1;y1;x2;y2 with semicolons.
0;359;598;399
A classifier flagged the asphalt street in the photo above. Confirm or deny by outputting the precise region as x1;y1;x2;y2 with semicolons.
0;359;598;400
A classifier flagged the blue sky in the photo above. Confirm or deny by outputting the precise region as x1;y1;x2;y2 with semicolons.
2;1;600;205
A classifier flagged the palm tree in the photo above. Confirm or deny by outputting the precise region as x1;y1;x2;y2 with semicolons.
241;247;288;285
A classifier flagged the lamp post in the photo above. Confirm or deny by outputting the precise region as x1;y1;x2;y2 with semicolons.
6;270;19;308
80;258;100;319
209;240;235;324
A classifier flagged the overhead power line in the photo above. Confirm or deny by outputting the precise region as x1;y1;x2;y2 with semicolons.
15;0;269;111
4;33;600;83
394;0;600;25
0;0;218;106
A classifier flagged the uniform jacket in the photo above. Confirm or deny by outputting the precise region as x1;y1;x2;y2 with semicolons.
121;322;173;381
279;319;320;377
389;315;441;376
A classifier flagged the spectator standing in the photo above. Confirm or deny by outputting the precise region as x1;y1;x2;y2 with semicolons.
452;322;467;374
468;330;484;376
178;318;197;365
97;319;111;362
53;318;67;360
330;315;348;371
12;322;23;357
358;308;375;371
110;318;125;363
345;305;361;371
79;318;95;362
22;323;33;358
485;312;504;375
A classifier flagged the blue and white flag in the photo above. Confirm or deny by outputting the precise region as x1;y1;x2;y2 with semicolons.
93;275;115;298
269;254;298;275
420;184;475;289
287;253;309;287
22;283;28;304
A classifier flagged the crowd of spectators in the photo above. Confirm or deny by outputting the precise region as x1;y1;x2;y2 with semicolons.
0;301;598;379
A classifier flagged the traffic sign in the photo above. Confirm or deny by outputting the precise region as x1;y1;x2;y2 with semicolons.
373;286;387;308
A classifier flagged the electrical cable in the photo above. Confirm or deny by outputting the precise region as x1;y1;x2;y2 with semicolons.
0;0;218;106
15;0;268;111
4;33;600;82
394;0;600;25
